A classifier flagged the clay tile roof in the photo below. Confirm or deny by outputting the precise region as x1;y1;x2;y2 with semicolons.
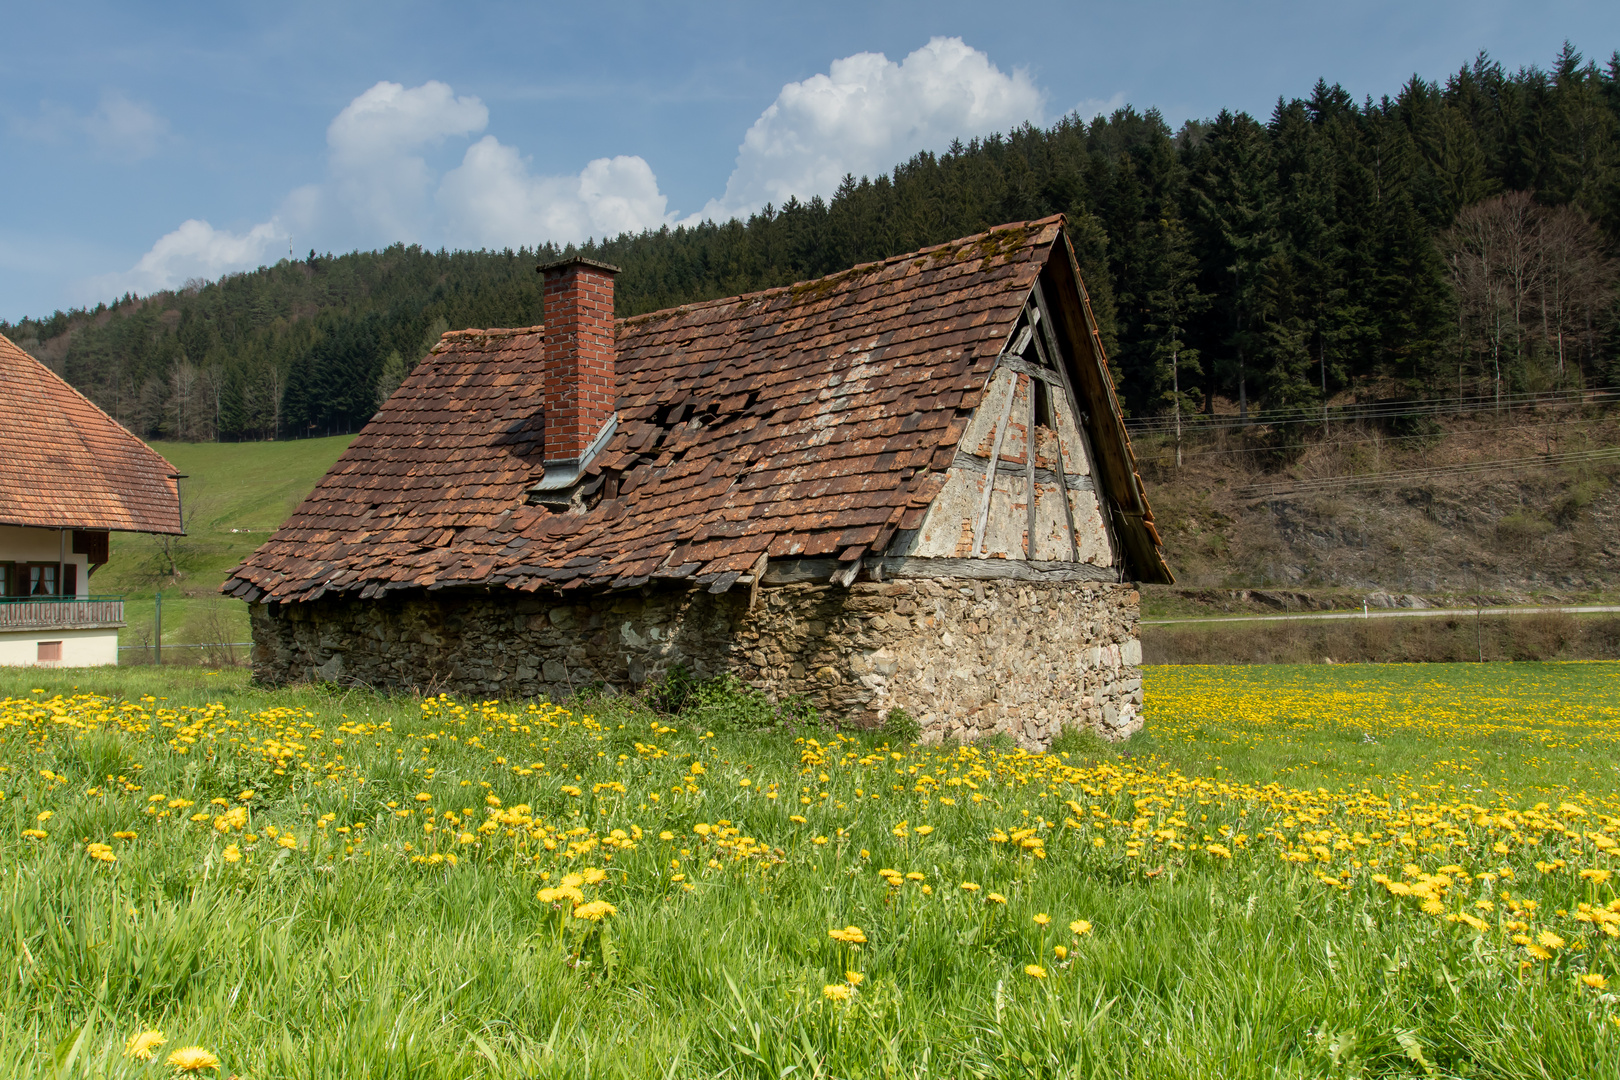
0;332;182;534
226;216;1166;602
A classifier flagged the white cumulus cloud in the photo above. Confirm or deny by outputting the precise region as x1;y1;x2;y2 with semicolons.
310;80;490;246
82;219;285;300
690;37;1045;224
85;41;1078;304
438;138;672;248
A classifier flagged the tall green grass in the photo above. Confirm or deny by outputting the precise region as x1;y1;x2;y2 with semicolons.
93;437;351;651
2;664;1617;1078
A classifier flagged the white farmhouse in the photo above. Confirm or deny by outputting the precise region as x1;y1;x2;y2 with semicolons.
1;333;182;666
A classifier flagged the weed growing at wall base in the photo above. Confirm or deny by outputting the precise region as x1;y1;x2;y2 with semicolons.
2;663;1619;1077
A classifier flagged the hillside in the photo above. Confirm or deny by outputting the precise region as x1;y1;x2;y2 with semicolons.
99;390;1620;665
3;45;1617;453
101;436;352;656
1138;397;1620;609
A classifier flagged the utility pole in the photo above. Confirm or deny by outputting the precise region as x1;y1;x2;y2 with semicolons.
1172;345;1183;470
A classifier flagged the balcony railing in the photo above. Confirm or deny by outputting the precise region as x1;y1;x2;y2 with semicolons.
0;596;125;631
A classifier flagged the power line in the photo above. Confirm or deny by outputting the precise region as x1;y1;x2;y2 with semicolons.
1233;446;1620;499
1157;415;1617;461
1124;385;1620;436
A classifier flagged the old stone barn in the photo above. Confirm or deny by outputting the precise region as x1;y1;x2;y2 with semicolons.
225;216;1172;746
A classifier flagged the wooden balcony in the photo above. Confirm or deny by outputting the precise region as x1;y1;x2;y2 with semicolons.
0;596;125;632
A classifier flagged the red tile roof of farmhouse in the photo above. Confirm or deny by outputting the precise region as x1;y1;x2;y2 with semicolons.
0;332;183;534
225;216;1168;604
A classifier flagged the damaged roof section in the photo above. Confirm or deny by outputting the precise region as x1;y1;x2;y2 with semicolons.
224;216;1169;605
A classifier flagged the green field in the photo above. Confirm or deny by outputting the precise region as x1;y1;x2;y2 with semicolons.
100;437;352;657
4;662;1620;1078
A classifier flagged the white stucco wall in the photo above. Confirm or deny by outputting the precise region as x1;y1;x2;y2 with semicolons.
0;525;91;596
0;628;119;667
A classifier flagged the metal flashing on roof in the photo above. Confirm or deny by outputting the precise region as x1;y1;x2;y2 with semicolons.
528;412;618;508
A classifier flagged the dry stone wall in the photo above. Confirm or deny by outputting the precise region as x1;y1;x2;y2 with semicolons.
249;577;1143;746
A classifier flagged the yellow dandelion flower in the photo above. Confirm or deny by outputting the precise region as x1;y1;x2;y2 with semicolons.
1033;913;1051;927
221;845;241;863
165;1046;220;1073
1420;899;1446;915
822;983;853;1002
112;831;137;840
986;892;1007;905
21;829;46;840
1527;944;1554;961
1024;964;1047;979
1053;945;1068;960
581;867;607;885
124;1031;165;1060
1538;930;1567;950
1582;973;1608;990
572;900;618;922
414;793;432;802
845;971;863;986
1070;920;1092;936
693;823;711;837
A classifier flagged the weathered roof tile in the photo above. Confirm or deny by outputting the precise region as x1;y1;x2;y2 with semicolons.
226;216;1167;600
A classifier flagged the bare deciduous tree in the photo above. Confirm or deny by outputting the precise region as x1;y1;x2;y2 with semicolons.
1441;192;1617;400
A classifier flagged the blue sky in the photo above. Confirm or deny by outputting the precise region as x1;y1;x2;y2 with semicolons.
3;0;1615;321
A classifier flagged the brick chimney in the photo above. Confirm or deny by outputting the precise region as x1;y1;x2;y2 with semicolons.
534;256;620;498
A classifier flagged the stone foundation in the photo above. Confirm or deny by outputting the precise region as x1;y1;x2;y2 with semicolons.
249;578;1143;746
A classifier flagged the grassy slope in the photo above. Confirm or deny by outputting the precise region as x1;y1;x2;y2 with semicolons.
1138;405;1620;617
98;437;352;653
2;663;1618;1077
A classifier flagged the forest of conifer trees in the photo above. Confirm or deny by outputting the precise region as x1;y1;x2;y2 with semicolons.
3;45;1617;442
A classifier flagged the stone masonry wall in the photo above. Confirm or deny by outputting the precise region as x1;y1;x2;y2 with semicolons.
250;578;1143;746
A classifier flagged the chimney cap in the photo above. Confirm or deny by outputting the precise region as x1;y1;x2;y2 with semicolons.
537;255;622;276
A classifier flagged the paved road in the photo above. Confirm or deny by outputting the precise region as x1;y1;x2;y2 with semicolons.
1142;605;1620;627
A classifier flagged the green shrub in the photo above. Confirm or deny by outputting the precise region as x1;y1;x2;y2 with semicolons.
879;707;921;745
679;673;819;734
1047;724;1114;758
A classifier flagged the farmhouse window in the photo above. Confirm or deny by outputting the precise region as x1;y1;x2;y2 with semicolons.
37;641;62;663
28;565;57;596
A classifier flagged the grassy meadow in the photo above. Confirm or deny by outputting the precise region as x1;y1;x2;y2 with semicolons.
99;437;352;655
4;662;1620;1078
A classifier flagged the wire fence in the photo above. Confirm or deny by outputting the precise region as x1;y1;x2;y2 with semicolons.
1233;445;1620;499
1124;384;1620;437
118;642;253;666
